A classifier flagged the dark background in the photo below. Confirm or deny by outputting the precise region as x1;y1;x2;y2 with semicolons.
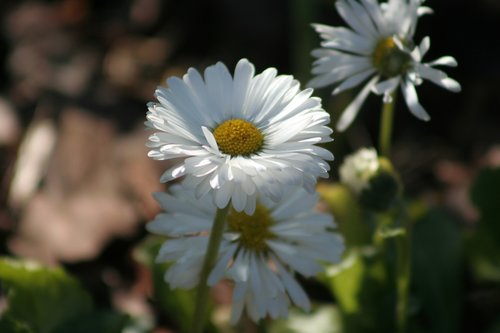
0;0;499;332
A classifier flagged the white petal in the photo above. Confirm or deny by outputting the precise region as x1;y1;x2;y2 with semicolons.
230;283;246;324
207;244;237;285
227;250;250;282
371;76;400;96
313;24;374;56
401;80;430;121
416;64;462;92
231;186;248;212
232;59;255;113
333;68;377;95
243;194;256;215
439;77;461;92
271;188;317;220
152;191;198;215
308;57;372;89
275;261;311;311
204;62;233;122
418;36;430;59
360;0;386;33
418;6;434;16
245;68;278;120
214;180;233;208
160;163;186;183
336;75;379;131
427;56;458;67
336;0;376;39
201;126;220;153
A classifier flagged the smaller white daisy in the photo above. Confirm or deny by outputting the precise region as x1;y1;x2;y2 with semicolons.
147;184;344;324
339;147;379;194
146;59;333;215
309;0;461;131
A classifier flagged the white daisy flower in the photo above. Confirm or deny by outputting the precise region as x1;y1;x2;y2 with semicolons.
309;0;461;131
146;59;333;215
147;184;344;324
339;147;379;194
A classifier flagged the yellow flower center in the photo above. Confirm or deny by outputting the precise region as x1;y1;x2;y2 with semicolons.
227;204;275;252
213;119;264;156
372;37;412;78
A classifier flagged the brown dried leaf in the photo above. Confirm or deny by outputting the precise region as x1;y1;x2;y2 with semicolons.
9;108;167;263
0;97;21;146
8;118;57;209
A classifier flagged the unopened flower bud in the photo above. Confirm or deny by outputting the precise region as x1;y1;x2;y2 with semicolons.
340;148;401;211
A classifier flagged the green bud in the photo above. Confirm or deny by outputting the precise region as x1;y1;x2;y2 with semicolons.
359;157;402;212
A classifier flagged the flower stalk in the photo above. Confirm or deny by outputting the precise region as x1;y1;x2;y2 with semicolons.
390;198;411;333
379;92;396;157
192;205;230;333
395;223;411;333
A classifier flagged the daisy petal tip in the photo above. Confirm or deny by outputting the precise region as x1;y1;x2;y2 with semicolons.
336;119;350;132
305;79;318;90
151;191;165;201
446;57;459;67
444;79;462;93
159;176;170;184
332;87;342;95
418;6;434;16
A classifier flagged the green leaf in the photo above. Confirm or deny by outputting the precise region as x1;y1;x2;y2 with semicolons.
52;310;130;333
468;167;500;281
268;305;343;333
0;257;92;333
470;167;500;228
318;183;372;247
0;317;34;333
410;209;463;333
322;251;364;313
375;225;405;239
320;249;396;333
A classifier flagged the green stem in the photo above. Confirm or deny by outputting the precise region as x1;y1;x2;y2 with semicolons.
395;219;411;333
192;205;230;333
378;93;396;157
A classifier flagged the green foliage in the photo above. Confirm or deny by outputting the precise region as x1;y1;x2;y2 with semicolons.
51;311;130;333
269;305;343;333
0;257;128;333
0;316;34;333
360;157;401;212
469;167;500;282
410;209;463;333
0;258;92;333
470;167;500;224
318;183;372;247
320;249;396;333
135;236;218;333
318;182;404;333
318;189;466;333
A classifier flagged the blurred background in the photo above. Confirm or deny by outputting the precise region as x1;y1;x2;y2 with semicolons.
0;0;499;332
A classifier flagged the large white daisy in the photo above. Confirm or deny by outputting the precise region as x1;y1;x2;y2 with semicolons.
309;0;461;131
147;184;344;324
146;59;333;215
